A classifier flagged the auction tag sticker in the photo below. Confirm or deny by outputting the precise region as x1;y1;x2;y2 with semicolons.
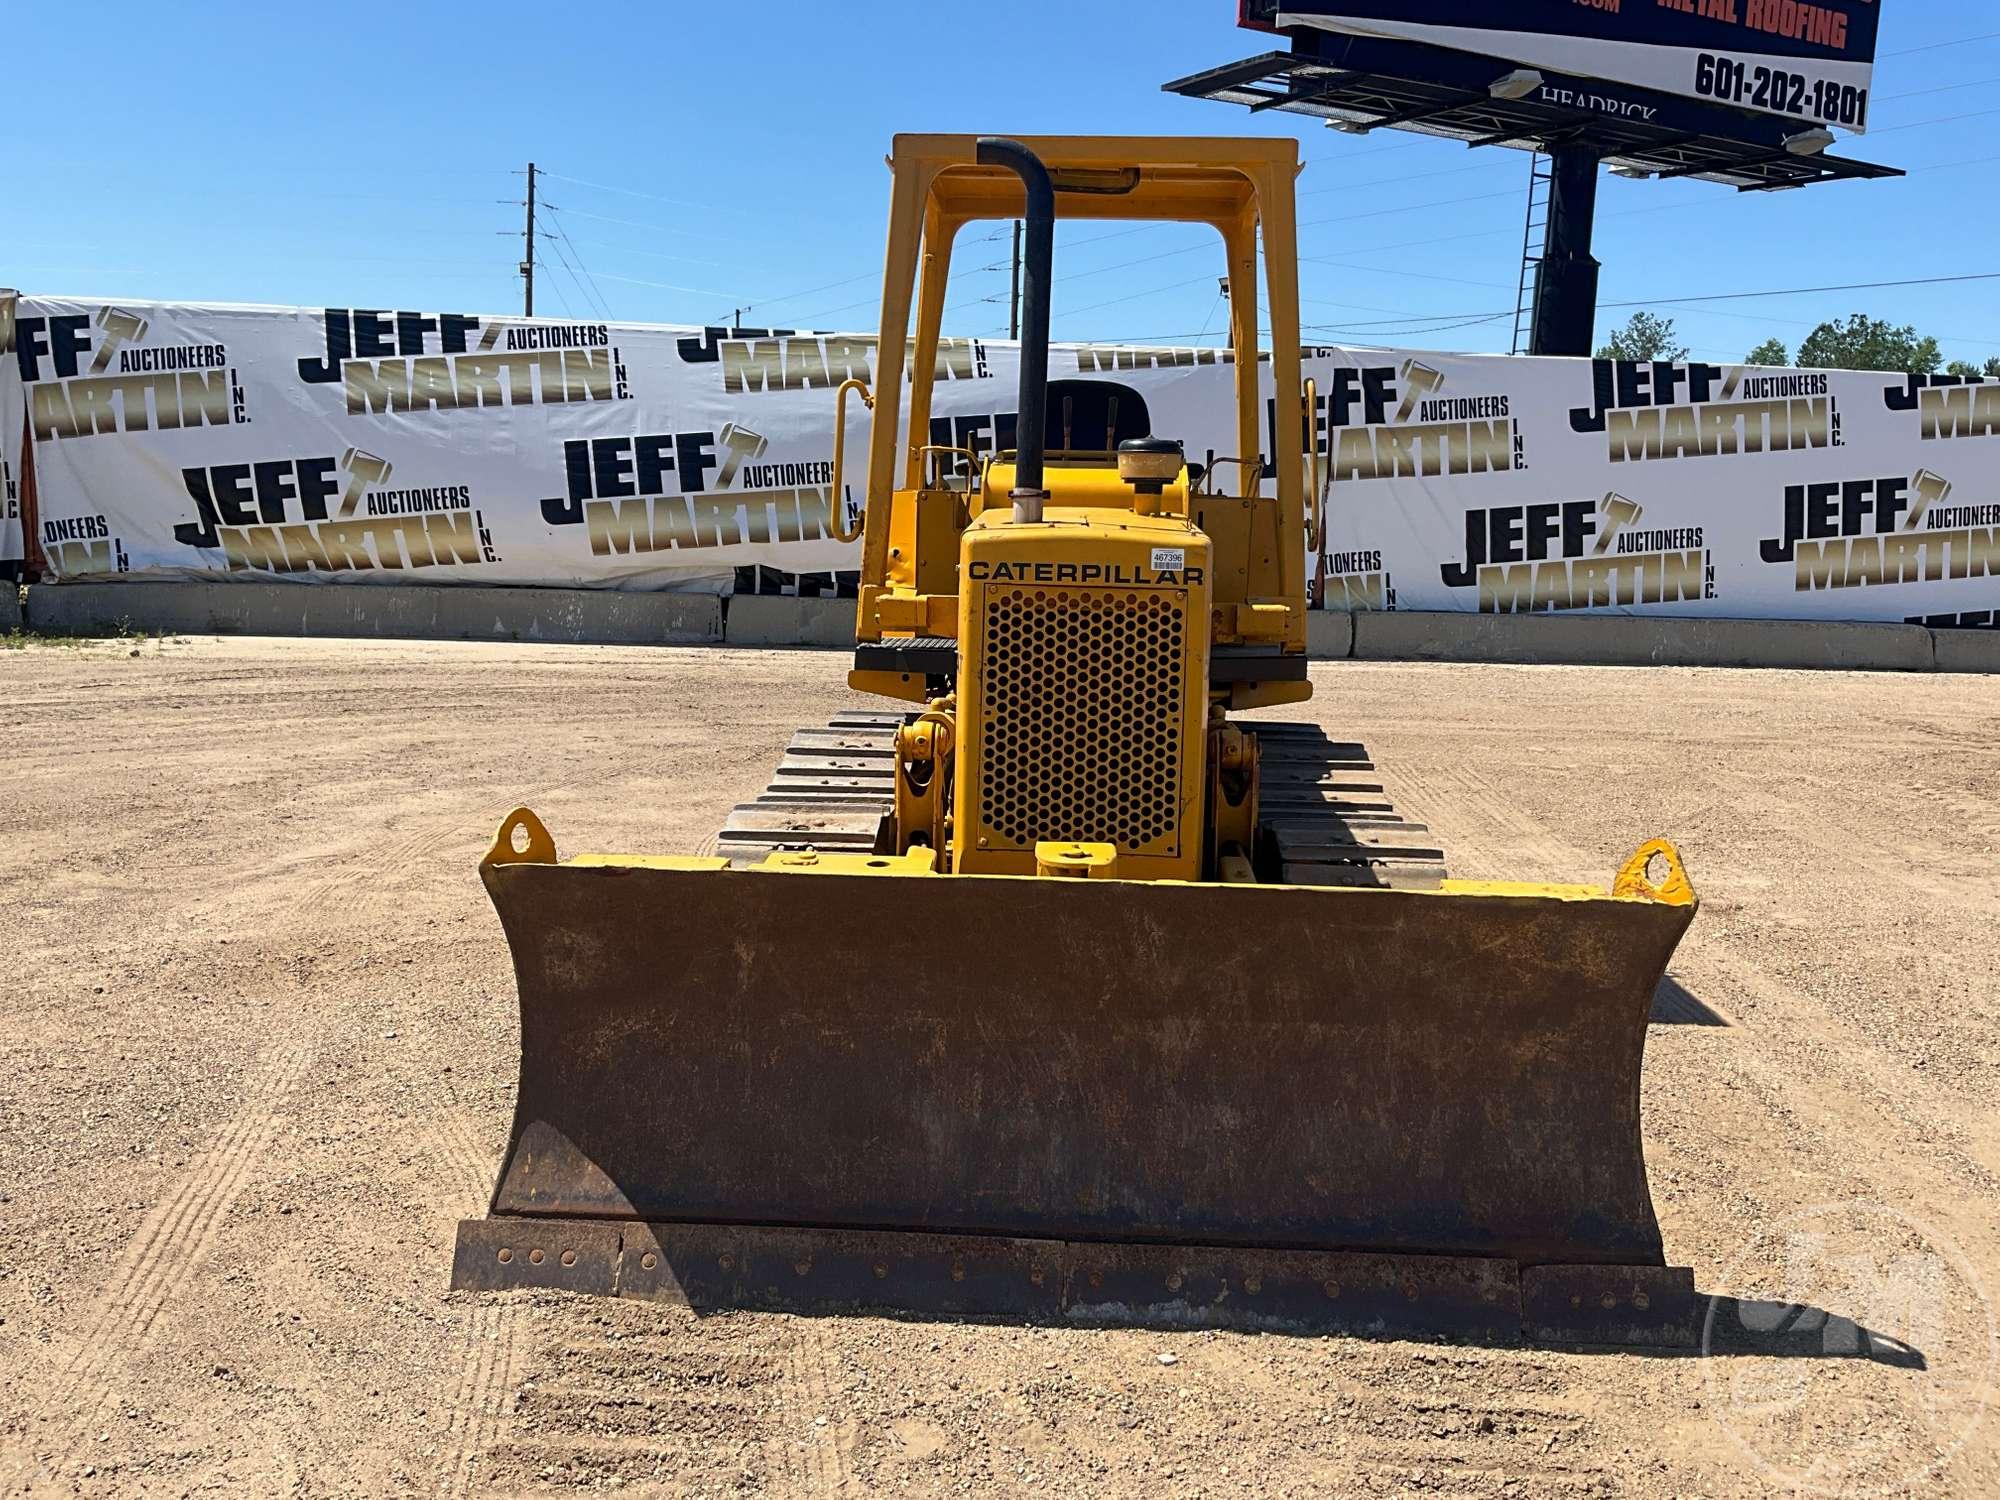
1150;547;1186;572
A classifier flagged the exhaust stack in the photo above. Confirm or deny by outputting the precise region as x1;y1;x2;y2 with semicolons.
976;138;1053;523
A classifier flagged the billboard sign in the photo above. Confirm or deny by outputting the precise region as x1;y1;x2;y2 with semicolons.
1255;1;1881;133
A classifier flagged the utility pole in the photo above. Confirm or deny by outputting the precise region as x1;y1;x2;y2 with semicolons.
521;162;537;317
1008;220;1022;341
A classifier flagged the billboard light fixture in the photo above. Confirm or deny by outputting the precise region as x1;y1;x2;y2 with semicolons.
1489;68;1544;101
1784;127;1836;156
1323;117;1372;133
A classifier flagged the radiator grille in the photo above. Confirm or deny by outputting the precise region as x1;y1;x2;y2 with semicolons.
978;586;1187;855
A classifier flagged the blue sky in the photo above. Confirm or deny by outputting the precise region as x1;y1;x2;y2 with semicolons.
12;2;2000;362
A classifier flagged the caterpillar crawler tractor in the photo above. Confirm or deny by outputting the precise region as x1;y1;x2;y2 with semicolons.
454;137;1702;1345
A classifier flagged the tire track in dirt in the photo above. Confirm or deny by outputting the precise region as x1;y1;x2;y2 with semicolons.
1382;758;1536;880
783;1318;857;1496
436;1304;517;1499
1189;1338;1610;1494
429;1106;523;1499
472;1329;782;1491
304;815;473;914
1721;770;1997;918
2;1042;313;1487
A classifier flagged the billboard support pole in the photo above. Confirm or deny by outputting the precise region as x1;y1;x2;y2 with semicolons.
1527;147;1599;358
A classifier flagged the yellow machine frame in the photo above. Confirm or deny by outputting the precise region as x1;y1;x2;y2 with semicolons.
845;135;1314;684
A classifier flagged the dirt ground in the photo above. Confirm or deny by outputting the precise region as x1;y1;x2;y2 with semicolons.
1;634;1996;1499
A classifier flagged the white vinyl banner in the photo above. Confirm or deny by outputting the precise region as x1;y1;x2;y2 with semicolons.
0;291;24;573
1305;349;2000;625
8;292;2000;626
6;294;1240;593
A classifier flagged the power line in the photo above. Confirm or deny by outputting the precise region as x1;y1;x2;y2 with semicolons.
1300;160;1495;199
1305;137;1432;165
1300;188;1533;233
1884;29;2000;57
1040;187;1523;301
1306;312;1513;337
1061;271;1235;319
534;227;590;318
536;169;742;216
570;212;908;314
539;229;602;321
729;271;879;323
585;268;739;298
548;205;747;245
1194;293;1225;344
1304;295;1501;319
1600;270;2000;311
1314;261;1509;289
1871;105;2000;135
756;271;876;307
542;204;615;320
788;293;881;326
536;243;578;319
1877;73;2000;103
561;235;735;270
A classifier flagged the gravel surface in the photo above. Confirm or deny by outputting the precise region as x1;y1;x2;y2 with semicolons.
1;635;1996;1497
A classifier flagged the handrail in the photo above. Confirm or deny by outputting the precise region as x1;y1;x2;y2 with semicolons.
1303;377;1325;554
830;377;875;545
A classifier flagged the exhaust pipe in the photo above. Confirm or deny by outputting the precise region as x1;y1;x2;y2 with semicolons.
976;138;1053;523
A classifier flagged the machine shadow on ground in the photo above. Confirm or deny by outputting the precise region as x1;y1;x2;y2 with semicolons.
1699;1299;1927;1366
1652;974;1730;1026
649;1293;1926;1367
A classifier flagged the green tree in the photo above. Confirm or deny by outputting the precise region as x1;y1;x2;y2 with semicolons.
1943;356;2000;379
1746;337;1790;367
1595;311;1689;362
1795;313;1942;373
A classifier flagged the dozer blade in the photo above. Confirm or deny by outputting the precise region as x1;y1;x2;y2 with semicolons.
454;810;1701;1346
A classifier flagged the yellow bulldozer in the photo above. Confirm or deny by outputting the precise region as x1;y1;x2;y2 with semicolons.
453;136;1701;1345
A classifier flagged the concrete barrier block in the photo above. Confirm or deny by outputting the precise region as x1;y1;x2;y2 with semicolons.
1352;611;1936;672
27;581;234;636
1932;629;2000;674
727;594;855;649
1;586;22;632
797;596;858;648
1305;610;1354;660
24;582;723;646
